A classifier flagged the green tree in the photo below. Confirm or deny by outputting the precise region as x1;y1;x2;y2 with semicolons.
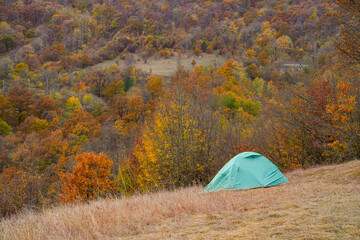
245;64;260;79
25;30;36;39
1;34;15;52
124;76;133;92
0;119;12;136
201;41;208;52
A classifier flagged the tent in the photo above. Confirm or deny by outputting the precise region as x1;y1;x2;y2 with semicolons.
204;152;289;192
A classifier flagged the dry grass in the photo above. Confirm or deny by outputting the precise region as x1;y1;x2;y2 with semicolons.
1;161;360;240
89;53;227;77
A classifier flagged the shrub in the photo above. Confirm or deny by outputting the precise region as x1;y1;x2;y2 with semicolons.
59;152;115;203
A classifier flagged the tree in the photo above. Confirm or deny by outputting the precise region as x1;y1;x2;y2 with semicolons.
257;51;269;65
82;94;103;117
34;95;61;120
64;96;82;117
18;116;49;134
124;76;133;92
0;119;12;136
134;94;207;190
1;34;15;52
63;109;100;144
52;43;66;56
276;35;293;52
0;57;13;80
333;0;360;64
7;86;35;126
245;63;260;79
0;167;42;216
133;70;226;191
201;41;208;52
0;95;13;125
252;77;265;94
145;75;164;99
269;35;293;60
325;75;359;160
79;54;92;68
25;29;36;39
103;80;125;100
245;49;256;59
105;95;148;126
27;55;41;70
13;63;29;78
59;152;115;203
85;70;108;97
255;68;358;169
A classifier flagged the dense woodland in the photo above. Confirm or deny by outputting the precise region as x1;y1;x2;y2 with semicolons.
0;0;359;216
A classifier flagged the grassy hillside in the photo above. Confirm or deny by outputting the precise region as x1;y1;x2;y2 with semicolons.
88;52;227;77
1;160;359;240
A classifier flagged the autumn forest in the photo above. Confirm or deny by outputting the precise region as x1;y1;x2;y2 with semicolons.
0;0;359;217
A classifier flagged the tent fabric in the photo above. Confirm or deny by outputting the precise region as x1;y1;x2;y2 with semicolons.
204;152;289;192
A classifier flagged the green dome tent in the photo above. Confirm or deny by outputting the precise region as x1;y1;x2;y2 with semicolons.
204;152;289;192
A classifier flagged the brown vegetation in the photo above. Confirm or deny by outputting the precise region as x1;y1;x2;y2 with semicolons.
0;160;359;239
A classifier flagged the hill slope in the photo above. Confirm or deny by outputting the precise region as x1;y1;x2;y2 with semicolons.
1;161;359;240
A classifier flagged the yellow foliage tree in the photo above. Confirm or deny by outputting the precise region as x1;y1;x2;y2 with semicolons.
64;96;82;117
134;91;206;191
103;79;125;99
245;49;256;59
19;116;49;134
276;35;293;52
145;75;164;99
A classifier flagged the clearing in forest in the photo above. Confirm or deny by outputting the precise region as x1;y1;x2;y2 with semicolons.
89;53;228;76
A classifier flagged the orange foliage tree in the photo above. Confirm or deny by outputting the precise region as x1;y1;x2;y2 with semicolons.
145;75;164;99
33;95;61;120
59;152;115;203
0;95;13;125
63;110;101;144
333;0;360;64
7;85;35;126
84;70;108;97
